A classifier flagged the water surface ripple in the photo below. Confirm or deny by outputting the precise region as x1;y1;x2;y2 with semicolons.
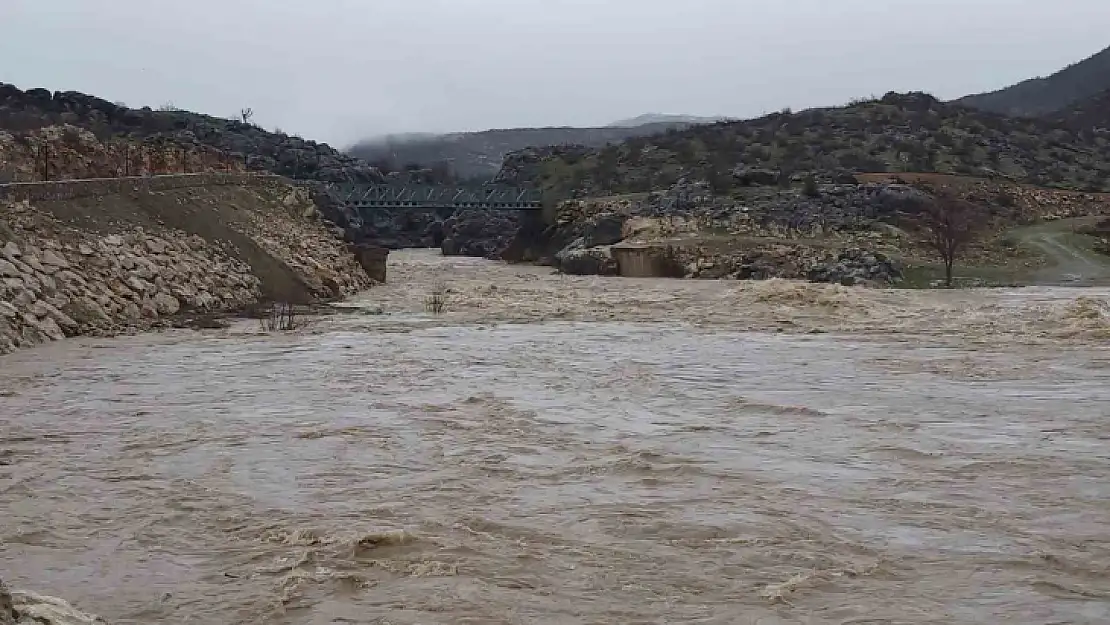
2;251;1109;624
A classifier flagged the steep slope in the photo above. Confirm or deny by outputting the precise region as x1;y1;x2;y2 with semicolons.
347;120;712;180
0;83;382;183
1050;88;1110;131
1;174;375;354
956;45;1110;117
505;92;1110;196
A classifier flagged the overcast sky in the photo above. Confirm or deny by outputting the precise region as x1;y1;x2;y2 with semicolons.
2;0;1108;147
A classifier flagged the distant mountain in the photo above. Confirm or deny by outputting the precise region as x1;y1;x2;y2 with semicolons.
348;118;719;180
607;113;732;127
956;45;1110;117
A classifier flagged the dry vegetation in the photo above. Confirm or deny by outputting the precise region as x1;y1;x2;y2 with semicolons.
258;302;305;332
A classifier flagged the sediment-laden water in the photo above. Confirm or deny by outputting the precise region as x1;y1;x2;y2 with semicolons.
2;250;1109;624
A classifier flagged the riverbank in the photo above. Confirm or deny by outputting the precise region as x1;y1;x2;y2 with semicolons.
0;175;375;355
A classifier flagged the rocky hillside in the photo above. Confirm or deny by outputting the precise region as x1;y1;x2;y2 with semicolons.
0;174;375;355
347;120;712;180
1050;88;1110;132
504;92;1110;196
956;45;1110;118
502;169;1110;284
0;83;382;183
0;124;241;182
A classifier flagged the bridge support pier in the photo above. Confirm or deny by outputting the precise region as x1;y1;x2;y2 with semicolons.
349;244;389;283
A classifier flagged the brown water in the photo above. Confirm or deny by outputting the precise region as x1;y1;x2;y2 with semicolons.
3;250;1110;624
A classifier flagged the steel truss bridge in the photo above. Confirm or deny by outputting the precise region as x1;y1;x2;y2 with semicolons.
324;184;544;212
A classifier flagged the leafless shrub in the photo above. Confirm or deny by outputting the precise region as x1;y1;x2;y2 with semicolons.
424;280;448;314
258;302;304;331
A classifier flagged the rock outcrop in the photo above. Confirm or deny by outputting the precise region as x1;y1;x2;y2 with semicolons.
0;85;381;184
0;580;106;625
806;249;903;286
439;209;521;259
0;175;375;355
554;246;619;276
609;242;903;285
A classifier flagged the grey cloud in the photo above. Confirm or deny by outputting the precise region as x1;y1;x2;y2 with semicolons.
1;0;1107;146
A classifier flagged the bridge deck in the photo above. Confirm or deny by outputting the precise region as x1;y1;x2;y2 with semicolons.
328;184;543;210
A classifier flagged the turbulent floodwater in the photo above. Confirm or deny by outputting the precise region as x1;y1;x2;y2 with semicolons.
3;250;1110;624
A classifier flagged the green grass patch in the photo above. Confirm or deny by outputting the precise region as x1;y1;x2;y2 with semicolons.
897;263;1029;289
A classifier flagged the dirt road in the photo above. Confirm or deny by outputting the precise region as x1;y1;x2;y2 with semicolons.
1009;217;1110;285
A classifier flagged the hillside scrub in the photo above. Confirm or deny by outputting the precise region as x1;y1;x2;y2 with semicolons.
507;92;1110;197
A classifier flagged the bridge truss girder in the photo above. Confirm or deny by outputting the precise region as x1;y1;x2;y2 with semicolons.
328;184;543;211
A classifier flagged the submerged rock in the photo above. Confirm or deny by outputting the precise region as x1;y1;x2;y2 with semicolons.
0;580;107;625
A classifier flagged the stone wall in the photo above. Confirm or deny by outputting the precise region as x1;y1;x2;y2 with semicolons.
1;176;375;355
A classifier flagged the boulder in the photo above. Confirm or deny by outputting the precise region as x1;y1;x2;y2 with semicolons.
40;250;69;269
0;579;15;625
555;246;619;276
732;167;781;186
807;248;902;286
32;300;77;331
126;276;150;293
0;259;18;278
152;292;181;316
580;212;627;248
35;316;66;341
63;297;111;326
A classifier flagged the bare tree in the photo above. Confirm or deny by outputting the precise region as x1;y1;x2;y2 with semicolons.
239;107;254;124
915;186;985;287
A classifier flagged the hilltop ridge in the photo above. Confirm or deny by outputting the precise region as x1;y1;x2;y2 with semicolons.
956;44;1110;117
502;91;1110;196
347;118;718;180
0;82;382;184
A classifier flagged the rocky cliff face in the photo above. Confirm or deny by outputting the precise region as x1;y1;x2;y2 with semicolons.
0;125;240;183
0;175;374;355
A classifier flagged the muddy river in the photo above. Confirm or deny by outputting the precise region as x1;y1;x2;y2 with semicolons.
3;250;1110;624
